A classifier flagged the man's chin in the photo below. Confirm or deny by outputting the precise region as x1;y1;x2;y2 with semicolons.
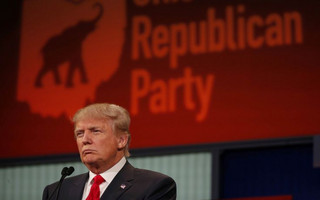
82;155;98;165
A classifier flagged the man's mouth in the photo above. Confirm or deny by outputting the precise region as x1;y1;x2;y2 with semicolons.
82;149;95;155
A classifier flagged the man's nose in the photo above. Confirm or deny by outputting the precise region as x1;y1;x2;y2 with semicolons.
82;131;92;144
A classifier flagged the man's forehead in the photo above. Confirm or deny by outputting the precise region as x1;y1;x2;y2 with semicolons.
74;117;110;129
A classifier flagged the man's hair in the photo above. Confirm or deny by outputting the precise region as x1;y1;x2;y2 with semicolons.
72;103;131;157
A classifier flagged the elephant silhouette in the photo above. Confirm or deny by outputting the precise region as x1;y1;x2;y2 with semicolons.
35;3;103;88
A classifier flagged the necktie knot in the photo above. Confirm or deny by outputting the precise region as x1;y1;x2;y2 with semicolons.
86;175;105;200
93;175;105;185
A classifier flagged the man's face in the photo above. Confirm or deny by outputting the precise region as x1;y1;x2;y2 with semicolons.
74;117;125;172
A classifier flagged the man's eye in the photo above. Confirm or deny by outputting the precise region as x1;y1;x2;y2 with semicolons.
92;129;101;134
76;132;84;137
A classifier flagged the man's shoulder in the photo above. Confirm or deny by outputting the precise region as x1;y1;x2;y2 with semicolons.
42;172;88;200
123;161;173;181
119;163;176;199
131;166;175;184
65;172;88;182
46;172;88;188
134;167;170;178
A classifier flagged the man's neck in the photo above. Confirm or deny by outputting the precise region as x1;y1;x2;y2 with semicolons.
86;154;125;174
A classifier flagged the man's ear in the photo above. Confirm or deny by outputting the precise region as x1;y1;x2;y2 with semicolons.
117;133;128;150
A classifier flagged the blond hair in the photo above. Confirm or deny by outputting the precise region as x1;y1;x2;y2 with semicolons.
72;103;131;157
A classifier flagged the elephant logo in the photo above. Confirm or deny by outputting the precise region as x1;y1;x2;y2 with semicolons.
18;0;126;117
34;3;103;88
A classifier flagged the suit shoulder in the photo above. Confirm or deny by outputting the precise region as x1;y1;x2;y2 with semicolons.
130;167;177;199
45;172;88;189
42;173;88;200
64;172;88;183
133;167;175;183
134;167;168;176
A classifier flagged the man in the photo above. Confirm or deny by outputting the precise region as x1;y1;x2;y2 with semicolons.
42;103;176;200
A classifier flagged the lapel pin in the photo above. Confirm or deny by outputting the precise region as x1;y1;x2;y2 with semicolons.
120;184;126;189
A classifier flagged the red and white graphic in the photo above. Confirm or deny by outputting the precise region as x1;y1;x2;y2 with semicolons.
18;0;126;117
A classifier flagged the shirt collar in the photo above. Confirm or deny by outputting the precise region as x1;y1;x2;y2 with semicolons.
88;157;126;184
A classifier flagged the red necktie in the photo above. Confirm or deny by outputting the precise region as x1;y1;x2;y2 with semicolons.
86;175;105;200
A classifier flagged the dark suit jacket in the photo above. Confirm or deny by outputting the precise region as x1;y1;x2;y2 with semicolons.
42;161;176;200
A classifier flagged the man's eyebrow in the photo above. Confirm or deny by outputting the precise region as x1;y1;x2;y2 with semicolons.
74;129;83;133
88;126;103;131
74;126;101;131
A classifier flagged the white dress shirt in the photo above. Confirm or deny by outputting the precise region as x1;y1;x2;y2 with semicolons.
81;157;126;200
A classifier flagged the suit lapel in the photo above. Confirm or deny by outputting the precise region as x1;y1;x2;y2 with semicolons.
65;173;88;200
100;162;135;200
